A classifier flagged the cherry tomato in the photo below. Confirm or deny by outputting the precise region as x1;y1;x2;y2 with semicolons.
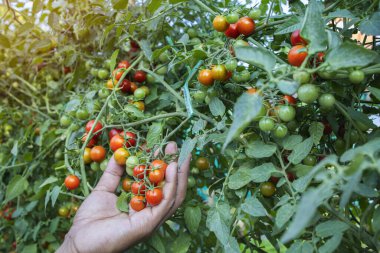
131;181;146;194
98;69;109;79
146;188;163;206
293;71;310;84
149;169;165;184
188;176;196;188
248;9;261;20
130;40;140;49
140;86;150;96
106;79;115;90
224;23;240;38
121;178;132;192
71;205;79;213
259;117;275;132
288;45;308;67
211;65;227;81
130;196;146;211
82;133;97;148
113;69;124;81
133;165;146;179
226;13;239;24
273;124;288;138
213;15;229;32
130;82;138;93
225;59;237;71
3;207;15;220
134;88;146;100
76;108;89;120
303;155;317;166
196;157;210;170
119;79;131;93
124;131;137;147
90;146;106;163
98;88;110;98
109;128;122;140
63;66;71;74
60;115;72;127
118;60;131;69
114;148;130;165
349;70;365;84
110;134;124;151
316;52;325;64
58;206;70;217
134;70;146;83
318;93;336;109
198;69;214;86
322;120;332;135
64;175;80;190
290;29;307;46
83;147;92;164
126;156;139;169
297;84;319;104
237;17;255;36
134;101;145;111
85;120;103;137
150;160;168;173
278;105;296;122
287;172;296;182
260;182;276;197
283;95;297;105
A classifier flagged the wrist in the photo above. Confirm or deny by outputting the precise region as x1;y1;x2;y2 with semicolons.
57;234;78;253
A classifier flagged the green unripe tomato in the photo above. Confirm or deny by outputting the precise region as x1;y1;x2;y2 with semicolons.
204;95;212;104
85;61;93;70
191;167;199;175
54;149;64;160
187;176;196;188
318;71;336;80
187;28;197;38
193;90;206;103
334;138;346;155
259;117;275;131
260;182;276;197
146;74;156;84
349;70;365;84
303;155;317;166
98;88;110;99
248;9;261;20
97;69;109;79
60;115;72;127
103;59;111;69
225;59;238;71
76;109;89;120
156;65;168;75
126;156;139;169
273;124;288;138
278;105;296;122
90;68;98;77
70;123;80;131
232;72;243;82
159;51;170;63
134;88;146;100
126;166;134;177
293;71;310;84
226;12;239;24
91;162;100;171
240;69;251;82
297;84;319;104
190;37;202;44
100;159;108;171
318;93;335;109
58;206;69;217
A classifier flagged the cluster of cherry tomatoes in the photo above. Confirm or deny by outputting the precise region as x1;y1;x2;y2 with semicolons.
57;203;79;218
0;204;15;221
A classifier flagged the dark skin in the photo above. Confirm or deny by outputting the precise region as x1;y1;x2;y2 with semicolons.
57;142;191;253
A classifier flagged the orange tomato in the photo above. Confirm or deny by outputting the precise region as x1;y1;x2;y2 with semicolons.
198;69;214;86
90;146;106;163
114;148;130;165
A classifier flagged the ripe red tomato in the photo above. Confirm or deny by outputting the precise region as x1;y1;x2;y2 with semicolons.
213;15;229;32
122;178;132;192
287;172;296;182
117;60;131;69
316;52;325;63
110;134;124;152
211;65;227;81
64;175;80;190
81;133;97;148
237;17;255;36
198;69;214;86
283;95;297;105
146;188;163;206
90;146;106;163
130;82;138;93
120;79;132;93
85;120;103;137
133;165;146;179
224;23;240;38
63;66;71;74
125;131;137;147
149;169;165;184
114;148;130;165
131;181;146;194
109;128;123;140
322;120;332;135
150;160;168;173
130;40;140;49
130;196;146;211
288;45;308;67
112;69;124;81
290;30;307;46
134;70;146;83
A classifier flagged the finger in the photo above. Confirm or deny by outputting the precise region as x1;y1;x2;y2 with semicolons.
165;141;178;156
94;156;124;193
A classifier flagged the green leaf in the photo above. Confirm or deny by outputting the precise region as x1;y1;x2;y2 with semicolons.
287;241;314;253
148;0;162;13
315;220;350;238
0;34;11;48
345;106;376;129
171;232;191;253
5;175;29;202
148;233;166;253
277;79;300;95
32;0;43;15
241;197;268;217
318;234;343;253
146;122;163;149
368;87;380;101
276;203;296;228
234;46;276;72
206;203;231;245
274;16;301;35
223;93;263;150
178;138;196;168
325;42;378;70
50;186;60;207
109;49;120;73
21;244;37;253
48;12;60;30
209;97;225;117
359;12;380;35
39;176;58;188
139;40;153;62
372;205;380;233
11;140;18;156
192;119;207;134
327;30;342;50
228;167;252;190
113;0;129;10
300;0;327;54
116;192;130;212
279;135;303;150
326;9;356;19
184;206;201;234
251;163;277;183
308;122;324;145
288;137;314;164
245;141;277;158
152;46;171;61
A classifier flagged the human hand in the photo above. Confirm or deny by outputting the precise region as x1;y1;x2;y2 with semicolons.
57;142;190;253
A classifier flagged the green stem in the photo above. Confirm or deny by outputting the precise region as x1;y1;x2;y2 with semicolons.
334;102;366;142
192;0;218;16
247;37;287;65
254;18;290;33
11;73;38;93
64;128;75;174
218;159;236;203
60;191;85;200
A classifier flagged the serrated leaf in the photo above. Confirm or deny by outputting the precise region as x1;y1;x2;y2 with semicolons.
5;175;29;202
319;234;343;253
139;40;152;61
245;141;277;158
250;163;277;183
287;241;314;253
309;122;324;145
178;138;196;168
178;33;189;45
192;119;206;134
21;244;37;253
116;192;130;212
228;167;252;190
39;176;58;188
288;137;314;164
146;122;163;149
277;79;299;95
223;93;263;150
109;49;119;73
209;97;225;117
48;12;60;30
326;9;356;19
235;46;276;72
242;197;268;217
372;205;380;233
359;12;380;35
276;203;296;228
315;220;349;238
171;232;191;253
274;16;301;35
184;206;201;234
280;135;303;150
206;203;231;244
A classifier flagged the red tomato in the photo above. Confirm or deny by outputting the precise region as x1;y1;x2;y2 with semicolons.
130;196;146;211
283;95;297;105
322;120;333;135
117;60;131;69
114;148;130;165
288;45;308;67
134;70;146;83
112;69;124;81
290;30;307;46
81;133;97;148
125;131;137;147
130;40;140;49
63;66;71;74
287;172;296;182
224;23;240;38
110;134;124;152
122;178;132;192
90;146;106;163
237;17;255;36
130;82;138;93
64;175;80;190
213;15;229;32
198;69;214;86
3;207;15;220
150;160;168;173
131;181;146;195
120;79;132;93
316;52;325;64
85;120;103;137
133;165;146;179
146;188;163;206
109;128;123;140
148;169;165;184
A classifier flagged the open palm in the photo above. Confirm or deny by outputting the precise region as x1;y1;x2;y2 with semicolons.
58;142;191;253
